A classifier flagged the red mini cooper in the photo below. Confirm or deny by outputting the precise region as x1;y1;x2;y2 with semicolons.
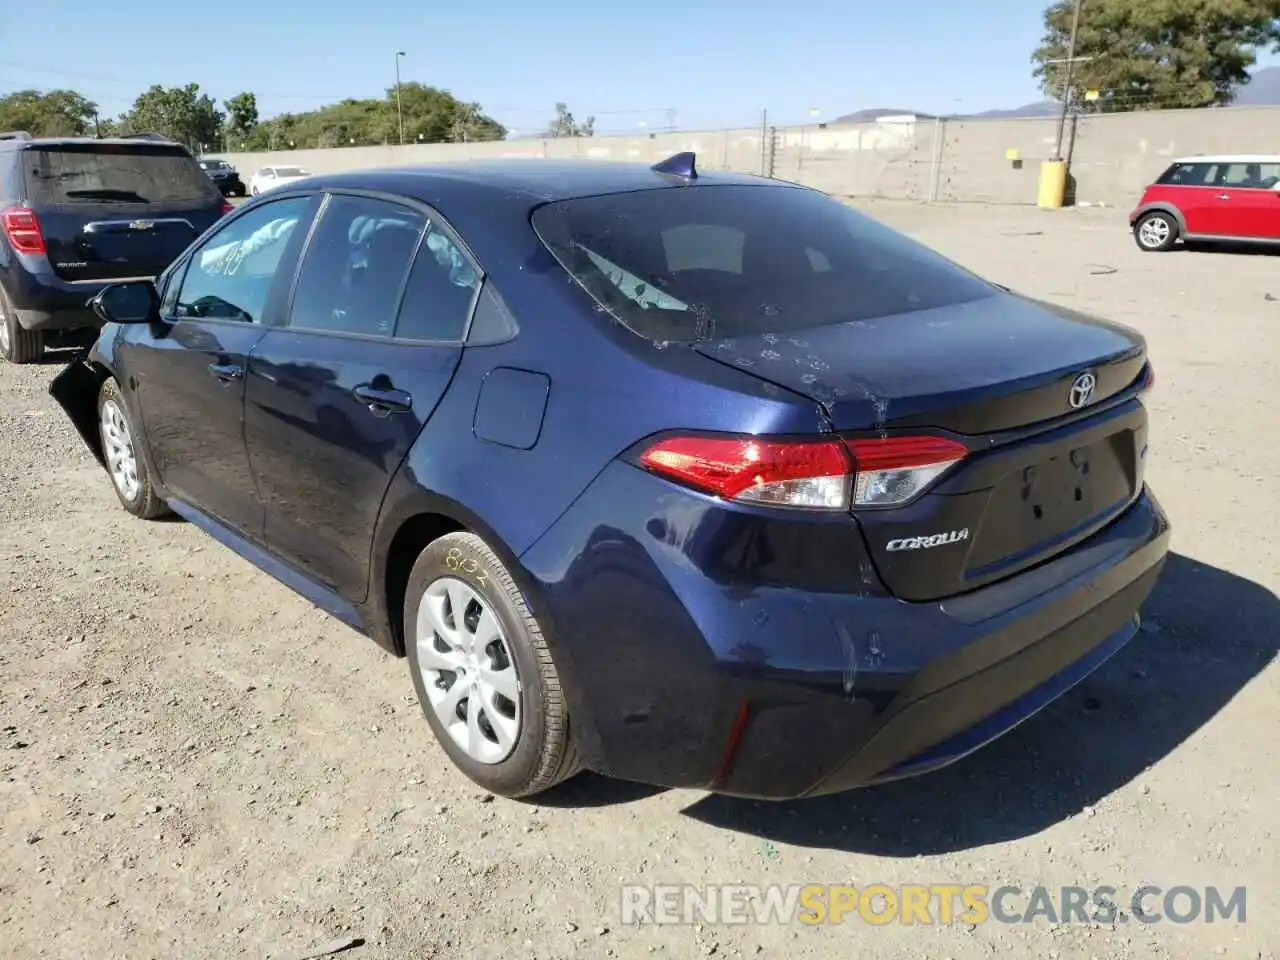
1129;154;1280;252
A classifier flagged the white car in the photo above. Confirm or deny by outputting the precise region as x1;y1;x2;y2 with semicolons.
248;165;312;196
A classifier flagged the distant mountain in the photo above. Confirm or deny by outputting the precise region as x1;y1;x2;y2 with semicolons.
832;108;936;123
833;65;1280;124
968;101;1059;119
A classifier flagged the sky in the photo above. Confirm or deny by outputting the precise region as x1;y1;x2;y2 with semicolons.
1;0;1276;134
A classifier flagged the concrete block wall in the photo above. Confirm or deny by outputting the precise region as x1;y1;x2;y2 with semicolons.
215;105;1280;207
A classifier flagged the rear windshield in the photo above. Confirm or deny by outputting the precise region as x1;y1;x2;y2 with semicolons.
200;160;231;171
23;144;220;206
531;184;997;342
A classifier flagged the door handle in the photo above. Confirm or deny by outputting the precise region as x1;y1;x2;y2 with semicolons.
353;383;412;416
208;362;243;384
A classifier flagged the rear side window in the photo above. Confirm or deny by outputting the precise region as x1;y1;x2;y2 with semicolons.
531;184;996;342
22;143;221;205
288;194;425;338
394;223;480;342
1156;163;1215;186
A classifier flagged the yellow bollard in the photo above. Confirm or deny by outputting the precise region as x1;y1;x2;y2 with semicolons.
1037;160;1068;209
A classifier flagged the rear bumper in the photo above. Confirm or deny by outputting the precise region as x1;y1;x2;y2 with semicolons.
3;260;110;331
519;461;1171;800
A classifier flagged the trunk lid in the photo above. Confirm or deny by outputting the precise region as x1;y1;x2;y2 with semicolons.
22;141;223;282
695;293;1151;601
693;293;1146;433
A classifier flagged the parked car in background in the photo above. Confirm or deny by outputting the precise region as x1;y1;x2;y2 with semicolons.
52;155;1168;800
0;130;233;363
198;158;246;197
249;165;312;195
1130;154;1280;252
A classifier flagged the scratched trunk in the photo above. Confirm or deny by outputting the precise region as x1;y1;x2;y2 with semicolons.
695;293;1151;601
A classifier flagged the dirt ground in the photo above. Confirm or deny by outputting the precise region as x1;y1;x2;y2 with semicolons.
1;201;1276;960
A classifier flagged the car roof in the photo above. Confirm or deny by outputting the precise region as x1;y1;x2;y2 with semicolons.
303;158;782;207
0;134;187;151
1170;154;1280;165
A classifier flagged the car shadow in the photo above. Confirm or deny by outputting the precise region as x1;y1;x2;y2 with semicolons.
668;551;1277;854
532;772;666;808
1180;241;1280;257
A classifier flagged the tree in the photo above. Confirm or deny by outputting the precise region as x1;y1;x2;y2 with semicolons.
120;83;224;150
545;102;594;137
1032;0;1280;112
381;83;506;144
223;92;259;145
0;89;98;136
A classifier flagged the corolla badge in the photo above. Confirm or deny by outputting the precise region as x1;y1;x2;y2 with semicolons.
1069;371;1097;409
886;529;970;552
128;220;155;231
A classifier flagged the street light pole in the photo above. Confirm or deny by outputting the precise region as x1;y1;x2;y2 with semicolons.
1052;0;1085;160
394;50;406;145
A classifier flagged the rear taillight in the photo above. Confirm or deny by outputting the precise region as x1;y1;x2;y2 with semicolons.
1141;362;1155;392
639;435;852;510
844;436;968;507
220;200;235;216
2;207;46;255
637;433;968;511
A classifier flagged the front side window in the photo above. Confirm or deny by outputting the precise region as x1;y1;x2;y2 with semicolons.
171;196;311;323
288;194;425;337
1220;162;1280;188
532;184;997;343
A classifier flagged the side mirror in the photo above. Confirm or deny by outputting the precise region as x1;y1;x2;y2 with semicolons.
90;280;160;325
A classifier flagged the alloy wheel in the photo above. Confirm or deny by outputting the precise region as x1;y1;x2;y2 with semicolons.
1139;216;1171;249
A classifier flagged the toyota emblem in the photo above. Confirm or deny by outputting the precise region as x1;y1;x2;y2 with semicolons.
1069;371;1097;409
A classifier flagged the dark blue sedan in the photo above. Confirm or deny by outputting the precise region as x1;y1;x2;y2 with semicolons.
51;154;1170;799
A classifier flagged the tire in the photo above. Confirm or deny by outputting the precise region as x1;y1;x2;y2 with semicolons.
97;378;169;519
0;288;44;364
1134;211;1178;252
251;185;260;196
405;531;581;798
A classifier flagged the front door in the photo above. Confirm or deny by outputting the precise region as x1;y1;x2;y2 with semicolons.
123;194;317;536
1200;161;1280;239
244;192;479;600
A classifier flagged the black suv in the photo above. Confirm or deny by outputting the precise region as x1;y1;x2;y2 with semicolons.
0;131;231;363
197;158;247;197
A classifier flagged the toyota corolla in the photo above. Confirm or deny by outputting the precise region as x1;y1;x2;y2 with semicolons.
50;154;1169;799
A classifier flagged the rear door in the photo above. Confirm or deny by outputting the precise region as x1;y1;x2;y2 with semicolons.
244;191;479;600
22;141;225;281
1210;162;1280;240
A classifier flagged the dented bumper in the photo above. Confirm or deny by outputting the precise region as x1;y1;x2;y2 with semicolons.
518;459;1170;800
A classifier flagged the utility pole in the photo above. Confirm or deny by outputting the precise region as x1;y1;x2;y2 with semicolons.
1052;0;1085;160
394;50;406;145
